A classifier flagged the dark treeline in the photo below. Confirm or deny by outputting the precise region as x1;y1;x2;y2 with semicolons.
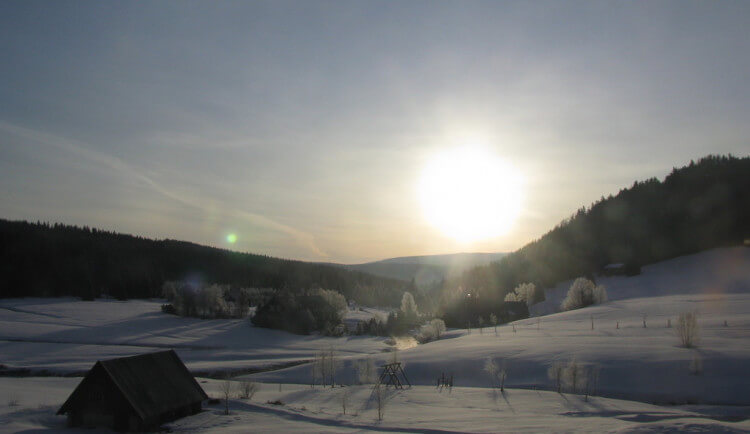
0;220;408;305
442;154;750;307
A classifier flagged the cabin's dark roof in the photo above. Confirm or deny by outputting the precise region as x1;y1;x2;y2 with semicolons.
58;350;208;421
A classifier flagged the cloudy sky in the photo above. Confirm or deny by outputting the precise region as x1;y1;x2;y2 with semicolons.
1;1;748;263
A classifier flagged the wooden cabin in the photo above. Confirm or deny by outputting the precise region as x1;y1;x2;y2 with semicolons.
57;350;207;431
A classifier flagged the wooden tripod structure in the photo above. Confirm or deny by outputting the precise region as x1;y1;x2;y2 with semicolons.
375;362;411;389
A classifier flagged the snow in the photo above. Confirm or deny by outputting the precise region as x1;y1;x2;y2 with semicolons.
1;247;750;432
2;378;749;433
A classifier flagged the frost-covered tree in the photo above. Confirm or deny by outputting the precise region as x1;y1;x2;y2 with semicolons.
417;318;446;343
504;282;542;307
484;357;507;391
560;278;607;311
430;318;446;340
400;292;418;317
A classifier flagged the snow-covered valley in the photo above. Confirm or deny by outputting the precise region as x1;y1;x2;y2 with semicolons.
1;247;749;432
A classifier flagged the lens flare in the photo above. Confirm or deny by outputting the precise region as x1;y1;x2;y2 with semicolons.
226;233;237;244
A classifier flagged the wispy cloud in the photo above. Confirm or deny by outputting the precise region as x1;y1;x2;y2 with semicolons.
0;120;326;258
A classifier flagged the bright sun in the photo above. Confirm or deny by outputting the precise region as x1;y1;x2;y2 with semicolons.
418;146;524;243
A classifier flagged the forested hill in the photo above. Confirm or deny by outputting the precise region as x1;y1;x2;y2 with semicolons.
451;154;750;300
0;220;409;305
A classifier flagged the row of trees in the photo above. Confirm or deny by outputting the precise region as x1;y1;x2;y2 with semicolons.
161;281;252;318
0;219;409;306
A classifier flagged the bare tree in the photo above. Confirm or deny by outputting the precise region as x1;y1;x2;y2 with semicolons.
563;358;584;393
374;383;386;421
328;346;337;388
548;360;565;393
478;316;484;334
489;313;498;335
220;377;233;415
584;364;600;401
341;387;350;415
676;311;700;348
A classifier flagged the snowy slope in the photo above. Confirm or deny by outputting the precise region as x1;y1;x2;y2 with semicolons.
249;247;750;405
0;298;388;373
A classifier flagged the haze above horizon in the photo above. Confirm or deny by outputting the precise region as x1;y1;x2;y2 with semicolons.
1;1;748;263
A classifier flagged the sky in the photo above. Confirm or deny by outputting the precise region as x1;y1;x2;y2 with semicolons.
1;1;749;263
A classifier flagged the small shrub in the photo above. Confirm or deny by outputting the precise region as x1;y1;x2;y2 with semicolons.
7;396;19;407
676;311;700;348
266;399;284;406
239;381;258;400
161;304;177;315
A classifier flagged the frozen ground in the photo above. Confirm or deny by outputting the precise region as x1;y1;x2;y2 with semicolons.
1;247;749;432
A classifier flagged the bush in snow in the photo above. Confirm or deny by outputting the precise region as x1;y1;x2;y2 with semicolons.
417;318;446;343
239;381;258;400
676;311;700;348
560;278;607;311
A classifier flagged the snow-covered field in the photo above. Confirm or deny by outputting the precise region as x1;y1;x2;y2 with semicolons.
3;377;749;433
1;247;749;432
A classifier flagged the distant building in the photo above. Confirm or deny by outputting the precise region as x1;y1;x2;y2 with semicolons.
57;350;207;431
601;262;641;276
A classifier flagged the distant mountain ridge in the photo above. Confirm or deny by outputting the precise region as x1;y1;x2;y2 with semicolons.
340;252;508;285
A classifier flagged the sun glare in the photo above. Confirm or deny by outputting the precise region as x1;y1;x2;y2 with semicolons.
418;146;524;243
